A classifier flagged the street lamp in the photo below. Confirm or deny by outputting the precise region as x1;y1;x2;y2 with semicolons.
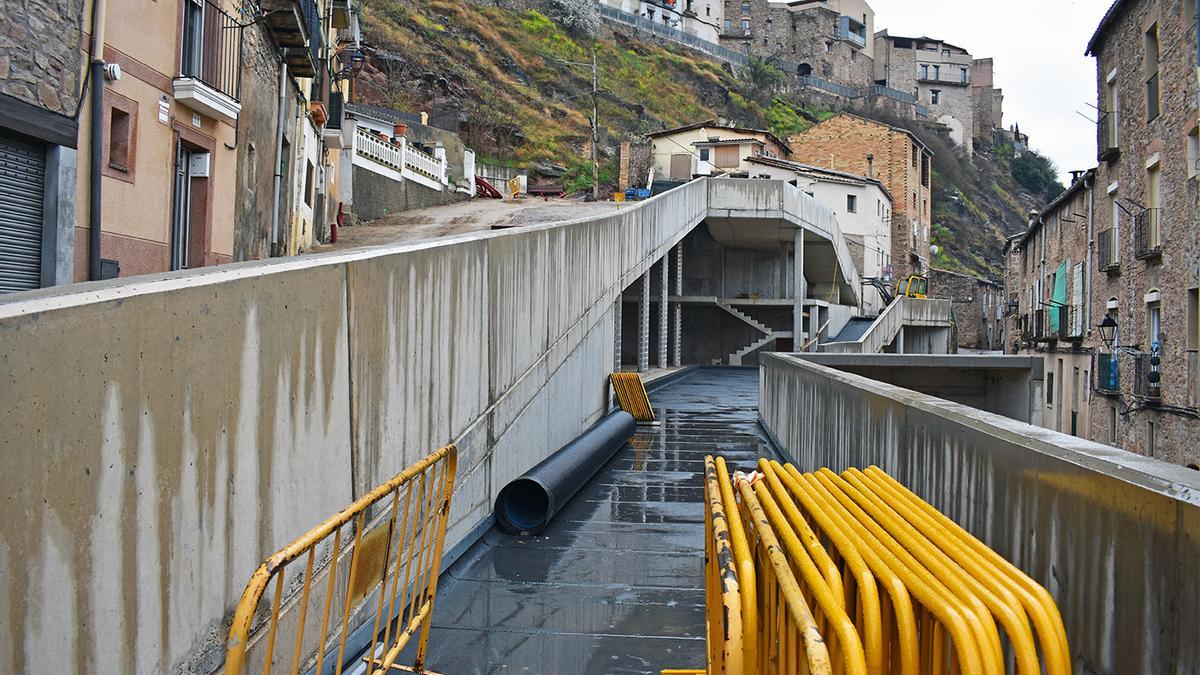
1097;313;1118;350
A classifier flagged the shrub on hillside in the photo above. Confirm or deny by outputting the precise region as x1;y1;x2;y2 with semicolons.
1012;151;1065;204
540;0;598;37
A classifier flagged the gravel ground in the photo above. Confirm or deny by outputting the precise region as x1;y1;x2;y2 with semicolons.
312;197;634;251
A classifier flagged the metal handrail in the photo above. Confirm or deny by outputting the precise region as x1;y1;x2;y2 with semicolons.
225;445;457;675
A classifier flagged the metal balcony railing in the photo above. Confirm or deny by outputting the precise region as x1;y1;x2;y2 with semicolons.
1097;228;1118;271
261;0;323;77
181;0;243;101
1096;353;1120;394
1134;208;1161;259
1133;353;1162;399
1054;305;1085;340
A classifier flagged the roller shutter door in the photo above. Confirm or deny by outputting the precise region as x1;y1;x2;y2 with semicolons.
0;129;46;293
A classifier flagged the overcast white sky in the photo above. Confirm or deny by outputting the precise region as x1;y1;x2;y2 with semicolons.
868;0;1114;181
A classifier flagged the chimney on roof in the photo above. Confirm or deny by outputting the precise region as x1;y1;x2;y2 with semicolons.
1069;170;1085;184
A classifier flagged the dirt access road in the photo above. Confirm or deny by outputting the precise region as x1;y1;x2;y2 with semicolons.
313;197;634;251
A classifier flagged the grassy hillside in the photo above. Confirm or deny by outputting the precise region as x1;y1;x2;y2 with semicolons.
355;0;1055;279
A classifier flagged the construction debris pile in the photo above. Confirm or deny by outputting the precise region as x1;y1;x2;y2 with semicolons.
699;456;1070;675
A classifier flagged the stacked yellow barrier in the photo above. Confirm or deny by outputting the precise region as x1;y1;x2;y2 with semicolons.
683;457;1071;675
611;372;656;421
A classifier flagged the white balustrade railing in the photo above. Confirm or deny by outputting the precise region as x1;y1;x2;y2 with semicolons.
354;127;447;187
404;144;442;180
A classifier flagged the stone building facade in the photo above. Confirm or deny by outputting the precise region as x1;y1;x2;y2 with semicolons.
1077;0;1200;467
930;268;1003;351
970;57;1003;144
874;31;1003;154
788;113;933;280
718;0;874;89
0;0;85;293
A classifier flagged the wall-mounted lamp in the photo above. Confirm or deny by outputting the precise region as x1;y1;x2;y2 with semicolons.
1097;313;1118;350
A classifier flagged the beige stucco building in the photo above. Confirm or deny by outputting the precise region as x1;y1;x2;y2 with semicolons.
647;121;791;180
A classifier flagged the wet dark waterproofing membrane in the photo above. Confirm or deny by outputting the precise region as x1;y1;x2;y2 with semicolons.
495;410;637;534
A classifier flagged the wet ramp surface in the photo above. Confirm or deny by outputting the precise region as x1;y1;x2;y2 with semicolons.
410;367;776;674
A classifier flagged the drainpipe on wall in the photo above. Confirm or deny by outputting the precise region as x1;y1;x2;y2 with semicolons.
88;0;108;280
270;58;288;258
1086;175;1095;338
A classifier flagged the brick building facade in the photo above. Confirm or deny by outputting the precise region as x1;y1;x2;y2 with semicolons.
788;113;932;280
930;268;1003;351
719;0;874;89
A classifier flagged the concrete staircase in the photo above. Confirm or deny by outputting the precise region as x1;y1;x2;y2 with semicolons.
717;302;790;365
820;297;953;354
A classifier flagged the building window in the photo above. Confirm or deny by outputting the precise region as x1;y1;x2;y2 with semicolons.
911;143;918;167
847;194;857;213
304;160;315;208
1046;371;1054;406
1187;288;1199;352
1145;23;1161;121
1105;74;1119;147
724;18;731;32
930;89;941;105
921;154;930;187
1109;405;1118;443
742;18;750;34
742;1;750;15
851;49;858;62
108;108;132;172
1148;297;1162;349
920;64;928;79
932;64;940;80
824;40;833;53
699;147;710;162
103;92;138;182
960;67;968;84
1189;128;1200;179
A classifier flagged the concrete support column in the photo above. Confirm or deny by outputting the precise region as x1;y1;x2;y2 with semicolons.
613;297;623;372
793;229;807;348
672;244;683;367
639;271;650;372
808;308;820;353
658;256;669;368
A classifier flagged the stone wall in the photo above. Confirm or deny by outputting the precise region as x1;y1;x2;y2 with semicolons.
1087;0;1200;466
233;23;285;262
0;0;85;117
930;267;1001;350
718;1;872;89
351;165;469;221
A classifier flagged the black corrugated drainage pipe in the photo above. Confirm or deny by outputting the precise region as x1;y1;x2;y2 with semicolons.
495;411;636;535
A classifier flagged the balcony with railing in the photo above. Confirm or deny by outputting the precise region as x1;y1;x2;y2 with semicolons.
1097;111;1119;161
173;0;243;123
1097;228;1119;273
1054;305;1085;341
261;0;322;77
1096;353;1120;395
1134;208;1161;260
836;16;867;48
1133;353;1162;400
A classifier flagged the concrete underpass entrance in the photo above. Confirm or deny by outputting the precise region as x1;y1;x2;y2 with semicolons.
392;368;778;674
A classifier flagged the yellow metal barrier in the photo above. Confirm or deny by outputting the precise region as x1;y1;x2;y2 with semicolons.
693;457;1070;675
225;446;457;675
611;371;656;421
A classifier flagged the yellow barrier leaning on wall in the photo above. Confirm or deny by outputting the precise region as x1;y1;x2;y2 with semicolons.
225;445;457;675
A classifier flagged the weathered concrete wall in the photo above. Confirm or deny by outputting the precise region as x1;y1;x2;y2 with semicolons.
351;165;470;221
789;353;1041;423
759;353;1200;674
0;178;709;673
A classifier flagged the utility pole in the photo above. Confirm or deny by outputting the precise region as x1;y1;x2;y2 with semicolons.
557;50;601;200
591;47;599;201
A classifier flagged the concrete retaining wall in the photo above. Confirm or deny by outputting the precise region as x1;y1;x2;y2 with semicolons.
351;165;469;222
758;353;1200;674
0;179;708;673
